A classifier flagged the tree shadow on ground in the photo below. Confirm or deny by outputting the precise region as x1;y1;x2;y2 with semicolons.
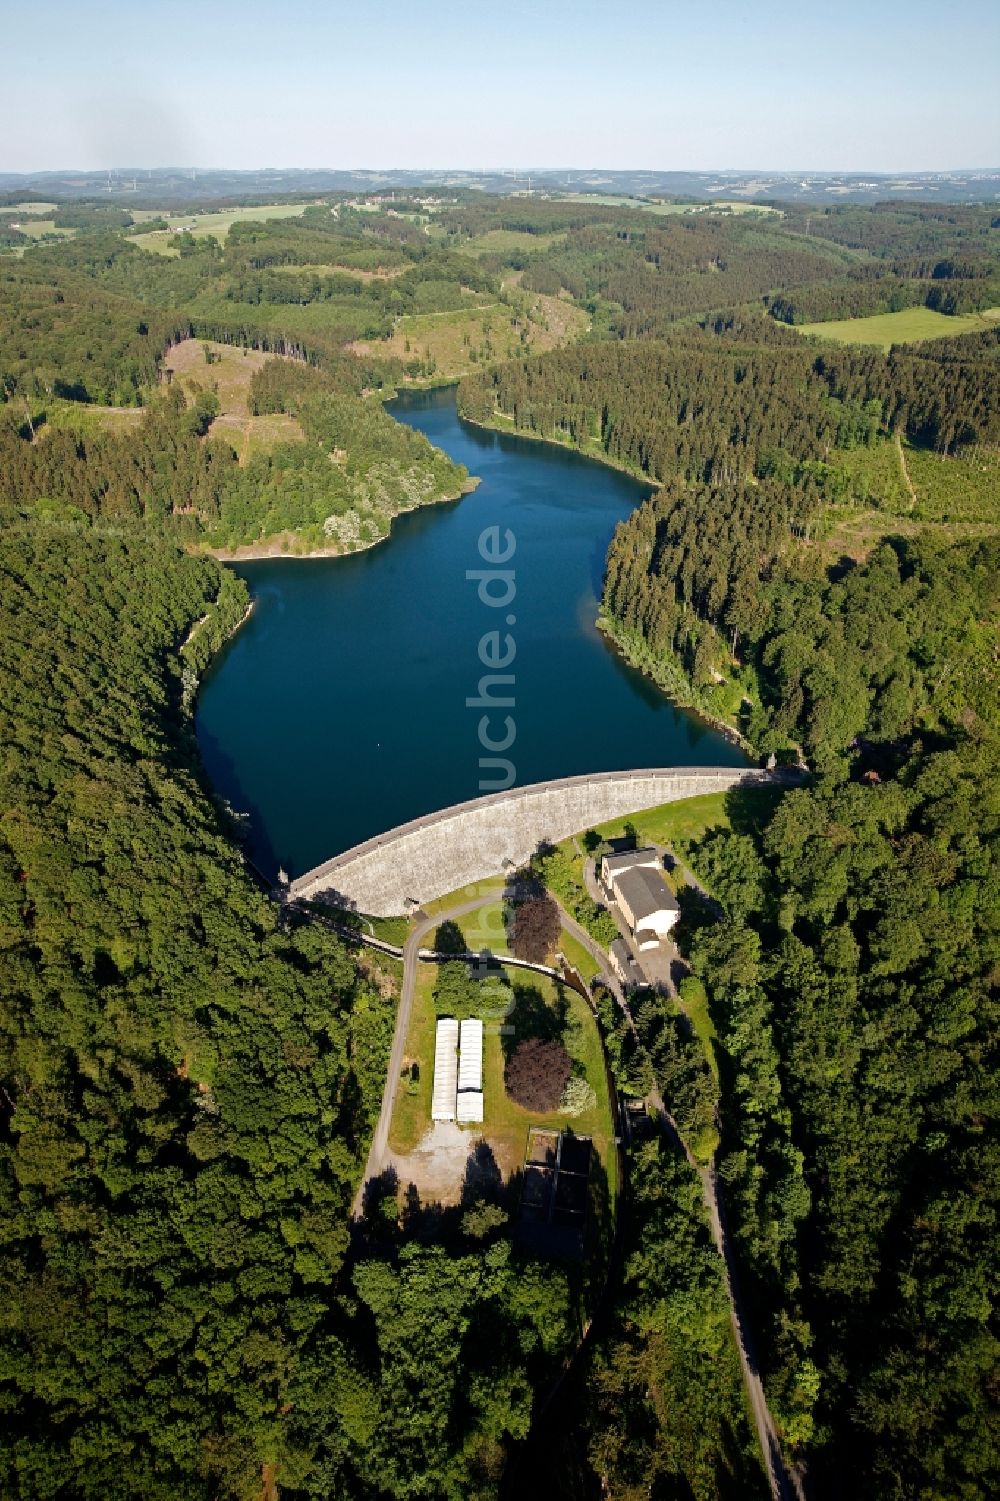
461;1138;505;1209
355;1165;400;1245
434;919;468;954
400;1181;447;1241
724;779;786;835
501;981;569;1059
673;883;720;952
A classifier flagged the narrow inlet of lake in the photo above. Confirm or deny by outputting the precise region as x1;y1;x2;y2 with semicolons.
196;386;747;880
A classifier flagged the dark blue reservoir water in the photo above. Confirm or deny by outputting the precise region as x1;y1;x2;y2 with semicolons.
196;387;745;879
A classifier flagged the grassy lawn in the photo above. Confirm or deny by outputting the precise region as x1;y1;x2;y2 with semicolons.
460;900;510;956
388;963;437;1153
797;304;1000;351
483;970;617;1203
422;876;506;917
388;960;616;1204
582;786;782;851
558;928;601;982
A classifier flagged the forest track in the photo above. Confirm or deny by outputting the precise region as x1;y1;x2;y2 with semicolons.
896;432;919;511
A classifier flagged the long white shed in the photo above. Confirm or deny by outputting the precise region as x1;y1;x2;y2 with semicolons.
458;1018;484;1094
432;1018;459;1121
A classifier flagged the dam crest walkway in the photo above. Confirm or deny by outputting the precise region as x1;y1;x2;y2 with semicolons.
287;765;769;916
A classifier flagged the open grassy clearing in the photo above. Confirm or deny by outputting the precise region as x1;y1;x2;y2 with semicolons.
163;338;304;457
685;198;782;215
130;203;310;255
6;218;75;241
816;435;1000;555
268;261;408;280
129;232;182;257
355;292;588;381
816;504;999;563
798;304;1000;350
827;437;912;512
555;193;781;216
458;228;568;257
191;294;382;345
904;443;1000;524
31;397;147;437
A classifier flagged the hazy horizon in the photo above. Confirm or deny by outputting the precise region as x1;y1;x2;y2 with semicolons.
5;0;998;176
4;164;999;176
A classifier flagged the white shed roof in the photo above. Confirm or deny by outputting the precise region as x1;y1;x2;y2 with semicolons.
432;1018;459;1121
456;1090;484;1123
458;1018;483;1092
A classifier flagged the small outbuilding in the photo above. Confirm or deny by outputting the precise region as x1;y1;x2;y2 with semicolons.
608;937;648;989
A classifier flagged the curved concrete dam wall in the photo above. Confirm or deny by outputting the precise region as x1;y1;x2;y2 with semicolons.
288;766;770;916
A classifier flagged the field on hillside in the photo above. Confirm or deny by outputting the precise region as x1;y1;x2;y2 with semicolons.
38;399;146;437
163;339;303;457
817;436;1000;560
458;228;568;257
5;215;75;242
269;261;408;280
798;304;1000;350
826;435;1000;525
130;202;309;255
556;193;781;216
354;291;588;380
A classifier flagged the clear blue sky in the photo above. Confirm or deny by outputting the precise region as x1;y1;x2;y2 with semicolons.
5;0;999;172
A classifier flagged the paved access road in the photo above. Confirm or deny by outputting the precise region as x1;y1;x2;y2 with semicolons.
350;894;499;1217
345;884;804;1501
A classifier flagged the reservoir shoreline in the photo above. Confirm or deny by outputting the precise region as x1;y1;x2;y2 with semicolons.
195;386;746;879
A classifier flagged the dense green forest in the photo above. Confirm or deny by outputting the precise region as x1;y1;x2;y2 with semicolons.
457;202;998;1499
460;322;1000;743
2;188;998;1500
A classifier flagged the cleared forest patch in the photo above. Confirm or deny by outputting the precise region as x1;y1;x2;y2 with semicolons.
163;338;304;457
351;293;588;380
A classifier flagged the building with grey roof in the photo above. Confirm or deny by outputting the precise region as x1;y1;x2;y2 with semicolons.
613;865;679;950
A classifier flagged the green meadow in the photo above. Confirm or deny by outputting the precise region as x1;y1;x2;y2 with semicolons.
799;304;1000;351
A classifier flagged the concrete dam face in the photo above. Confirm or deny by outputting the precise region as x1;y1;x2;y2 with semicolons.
287;767;768;916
